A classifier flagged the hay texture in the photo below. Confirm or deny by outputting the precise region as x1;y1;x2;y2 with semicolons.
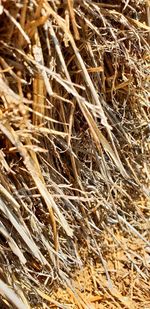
0;0;150;308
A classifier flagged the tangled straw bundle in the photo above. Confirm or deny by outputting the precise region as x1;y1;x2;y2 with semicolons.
0;0;150;308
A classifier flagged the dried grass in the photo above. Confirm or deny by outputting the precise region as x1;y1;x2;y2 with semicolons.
0;0;150;308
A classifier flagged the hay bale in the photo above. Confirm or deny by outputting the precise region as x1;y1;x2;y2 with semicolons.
0;0;149;308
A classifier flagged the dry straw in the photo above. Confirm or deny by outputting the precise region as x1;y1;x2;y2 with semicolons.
0;0;149;308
